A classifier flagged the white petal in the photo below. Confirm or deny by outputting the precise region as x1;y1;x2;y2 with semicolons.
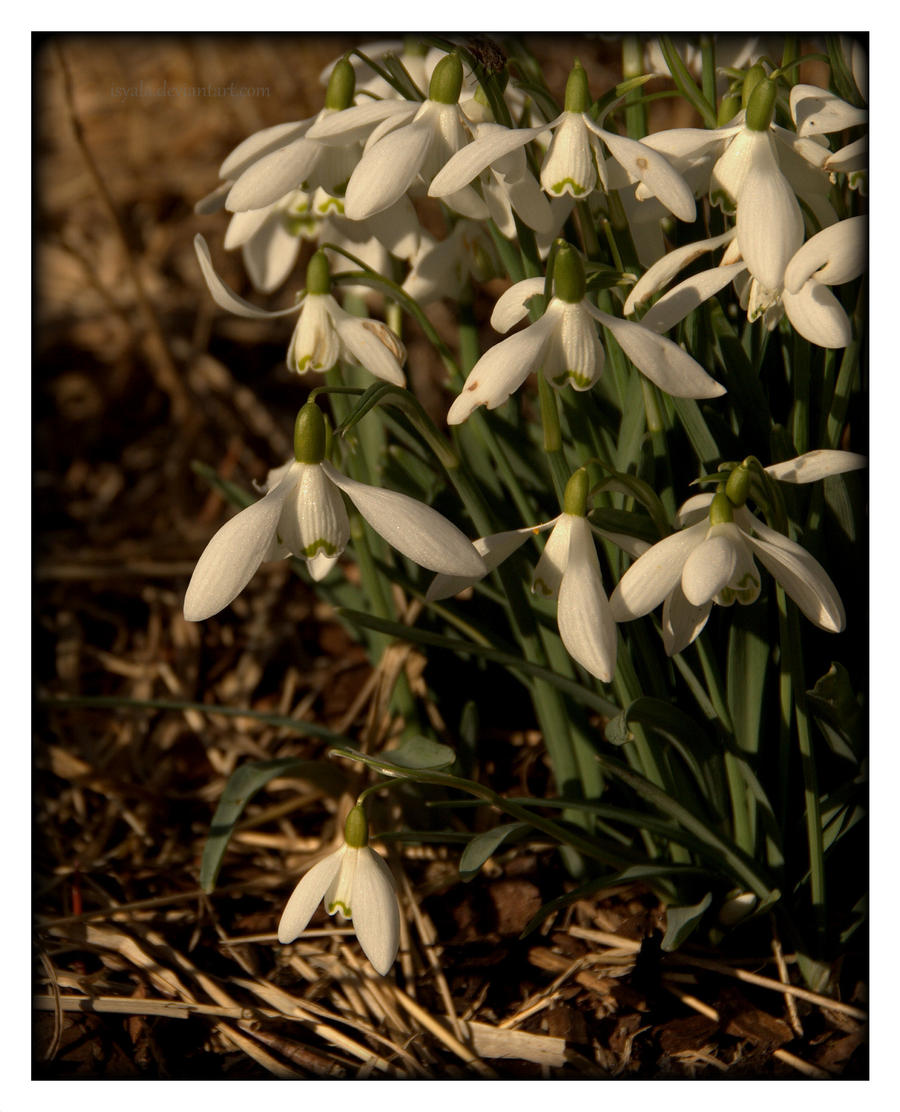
782;282;851;349
765;450;866;483
220;120;311;180
194;235;300;320
447;314;554;424
588;306;725;398
675;493;714;527
783;216;867;294
306;99;417;143
662;584;712;655
242;218;302;294
226;137;323;212
490;277;546;333
540;113;601;198
610;521;707;620
503;171;554;234
183;463;301;621
790;85;867;137
428;123;543;195
321;462;487;577
588;123;696;221
195;181;232;216
331;306;406;386
557;517;617;681
277;850;344;943
344;120;433;220
287;294;341;373
741;524;845;632
277;463;350;569
638;262;747;334
426;524;547;602
623;230;736;315
531;515;573;600
681;526;739;606
736;144;804;291
224;206;275;251
350;848;400;976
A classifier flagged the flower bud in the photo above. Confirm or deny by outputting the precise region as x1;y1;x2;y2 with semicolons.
709;489;734;525
344;804;369;848
429;52;463;105
745;77;777;132
293;402;327;464
564;60;591;113
325;57;356;111
305;250;331;296
724;461;752;507
553;243;586;304
563;467;590;517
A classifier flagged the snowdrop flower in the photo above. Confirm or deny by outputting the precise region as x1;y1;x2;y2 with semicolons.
625;216;865;349
184;403;486;621
610;485;846;656
195;238;407;384
447;242;724;425
308;52;487;223
402;220;500;305
790;82;868;180
278;805;400;976
428;470;653;682
428;60;695;222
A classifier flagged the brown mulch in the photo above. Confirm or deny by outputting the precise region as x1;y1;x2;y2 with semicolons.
34;34;866;1080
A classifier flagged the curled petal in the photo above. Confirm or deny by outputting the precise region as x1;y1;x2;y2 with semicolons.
331;306;407;386
557;517;617;682
588;306;725;398
277;850;344;943
783;216;867;293
782;282;851;349
183;463;301;621
194;234;301;320
790;85;867;137
321;462;487;577
825;135;867;175
765;450;866;483
610;521;707;620
350;849;400;976
490;277;546;333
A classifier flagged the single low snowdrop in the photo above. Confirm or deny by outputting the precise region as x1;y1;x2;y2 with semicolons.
609;454;859;654
278;804;400;976
309;52;487;223
184;403;486;621
624;216;866;349
447;242;724;425
429;60;696;222
195;238;407;384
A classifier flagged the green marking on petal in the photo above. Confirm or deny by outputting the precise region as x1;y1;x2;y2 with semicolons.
316;197;344;215
302;538;338;557
533;577;554;597
551;372;568;386
327;899;352;918
552;178;586;196
567;370;593;388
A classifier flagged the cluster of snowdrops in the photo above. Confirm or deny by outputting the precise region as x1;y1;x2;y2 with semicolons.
186;38;866;976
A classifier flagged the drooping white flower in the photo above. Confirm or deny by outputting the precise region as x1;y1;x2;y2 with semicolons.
309;52;486;223
610;489;846;655
278;805;400;976
184;404;486;621
447;243;723;425
194;236;407;384
402;220;500;305
428;60;696;222
625;216;865;350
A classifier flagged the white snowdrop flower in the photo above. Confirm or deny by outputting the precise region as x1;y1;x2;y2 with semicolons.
626;215;865;350
194;237;407;385
610;489;846;655
428;60;695;222
402;220;499;305
447;243;723;425
309;52;487;224
184;404;486;621
278;805;400;976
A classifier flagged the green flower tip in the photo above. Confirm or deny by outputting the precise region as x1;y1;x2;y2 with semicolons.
294;402;327;464
745;75;777;132
553;243;586;304
429;52;463;104
724;462;751;507
564;60;591;114
563;467;590;517
344;804;369;849
325;57;356;111
709;489;735;525
305;250;331;296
